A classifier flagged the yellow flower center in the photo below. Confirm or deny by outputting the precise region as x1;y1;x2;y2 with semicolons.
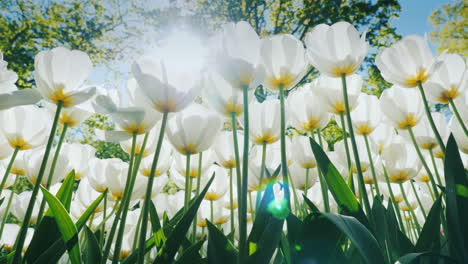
59;113;78;127
154;99;177;112
252;133;278;145
404;69;429;87
123;124;146;135
421;142;437;150
301;119;320;131
223;101;243;117
331;64;358;77
437;86;459;104
205;192;221;201
8;137;31;150
49;87;74;107
140;168;162;177
220;160;237;169
11;168;25;176
267;73;294;90
419;174;430;182
389;171;409;183
215;217;228;225
397;114;419;129
355;124;374;136
176;143;199;155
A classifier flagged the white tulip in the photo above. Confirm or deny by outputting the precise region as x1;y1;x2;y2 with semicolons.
351;94;382;135
243;100;281;145
34;47;95;106
213;131;244;169
314;75;361;115
305;21;368;77
24;147;71;186
380;139;422;183
61;143;96;179
380;86;424;129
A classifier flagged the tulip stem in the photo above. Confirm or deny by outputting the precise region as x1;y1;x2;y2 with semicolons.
255;141;267;209
230;112;243;243
136;110;169;264
338;113;352;177
13;100;63;263
315;129;330;212
407;126;439;197
0;174;19;238
398;181;421;233
112;132;137;264
288;171;300;215
448;98;468;136
279;85;291;204
363;134;381;198
382;165;405;231
409;180;427;218
100;195;107;247
0;146;19;198
228;167;235;237
37;123;69;225
103;131;148;263
192;152;203;242
238;85;250;263
416;81;446;155
428;148;443;186
184;153;192;212
304;168;309;198
210;200;214;224
341;74;371;215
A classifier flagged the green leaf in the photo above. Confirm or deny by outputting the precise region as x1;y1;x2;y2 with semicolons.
370;197;390;261
444;135;468;262
207;220;237;264
174;239;206;264
322;213;385;264
153;175;215;263
309;138;368;226
39;186;81;264
34;190;107;264
396;252;457;264
26;170;77;263
294;213;345;263
384;202;413;259
415;195;442;252
302;194;320;213
82;226;102;264
149;200;162;232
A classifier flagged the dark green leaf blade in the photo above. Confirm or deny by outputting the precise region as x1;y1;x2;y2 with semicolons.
415;195;442;252
207;220;237;264
83;226;102;264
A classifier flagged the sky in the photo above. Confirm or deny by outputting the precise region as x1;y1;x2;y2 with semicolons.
90;0;451;86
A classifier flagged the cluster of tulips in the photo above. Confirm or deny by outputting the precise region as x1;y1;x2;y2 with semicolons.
0;20;466;264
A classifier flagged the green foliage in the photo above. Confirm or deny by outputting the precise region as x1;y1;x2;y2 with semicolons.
429;0;467;56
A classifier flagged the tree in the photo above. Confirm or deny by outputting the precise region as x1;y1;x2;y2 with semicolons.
429;0;467;56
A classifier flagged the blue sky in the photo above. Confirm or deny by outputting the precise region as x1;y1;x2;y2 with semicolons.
393;0;449;49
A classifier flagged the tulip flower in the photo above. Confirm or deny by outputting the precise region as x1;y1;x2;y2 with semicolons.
351;94;382;136
34;47;95;107
0;224;34;252
61;143;96;179
204;166;229;201
450;115;468;154
23;147;71;186
12;191;42;225
287;85;330;133
214;131;245;169
213;21;264;91
242;100;281;145
380;86;424;130
88;158;116;193
305;21;368;77
401;112;449;151
314;75;361;116
166;105;222;155
376;35;442;88
380;140;421;184
369;122;397;154
139;141;172;177
0;51;42;110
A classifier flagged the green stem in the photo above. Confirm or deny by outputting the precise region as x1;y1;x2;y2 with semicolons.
136;110;169;264
304;168;309;198
363;134;380;197
0;147;19;198
288;171;300;215
230;112;243;243
428;148;443;186
338;113;352;176
255;141;267;209
210;200;214;224
409;180;427;218
100;196;107;247
238;86;250;263
112;132;137;264
192;152;203;242
279;85;291;204
341;74;371;215
0;174;19;238
12;100;64;264
416;81;446;155
382;165;405;231
425;181;435;200
184;153;192;212
103;131;148;263
229;168;235;237
399;181;421;233
407;126;439;197
132;206;144;251
448;98;468;136
37;123;69;224
315;130;330;212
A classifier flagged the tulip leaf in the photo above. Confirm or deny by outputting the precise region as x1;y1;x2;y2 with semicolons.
207;220;237;264
302;194;320;213
294;213;345;263
309;138;368;226
26;170;76;263
39;186;81;264
322;213;385;264
82;226;102;264
415;195;442;252
396;252;457;264
444;134;468;263
370;197;389;260
34;190;107;264
384;202;413;259
149;200;161;232
153;175;214;263
173;239;206;264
